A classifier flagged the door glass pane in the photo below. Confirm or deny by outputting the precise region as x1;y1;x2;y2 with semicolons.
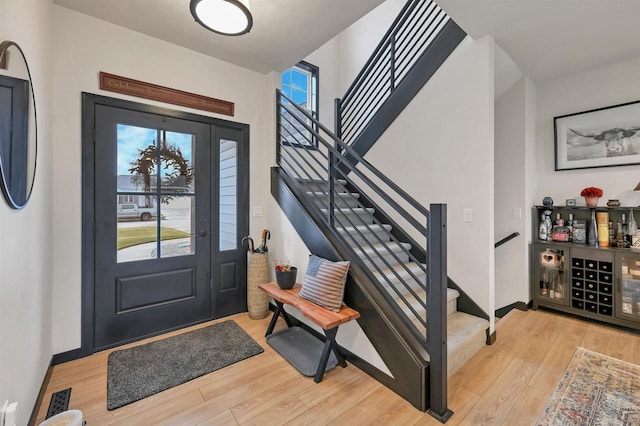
117;125;198;262
160;130;195;194
160;195;195;258
117;201;159;263
117;124;158;194
219;139;237;251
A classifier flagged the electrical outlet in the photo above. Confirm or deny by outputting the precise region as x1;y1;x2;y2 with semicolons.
4;402;17;426
252;206;263;217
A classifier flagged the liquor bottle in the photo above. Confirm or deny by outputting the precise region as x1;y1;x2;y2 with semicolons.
609;221;615;246
544;211;553;241
617;222;626;247
567;213;574;242
552;219;569;242
629;209;638;246
597;211;610;247
622;213;628;238
556;270;565;299
588;210;598;246
539;212;548;241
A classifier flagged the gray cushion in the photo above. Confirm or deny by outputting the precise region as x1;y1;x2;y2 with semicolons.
299;255;350;312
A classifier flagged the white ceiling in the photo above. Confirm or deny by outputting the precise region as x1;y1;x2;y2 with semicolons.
53;0;385;74
437;0;640;83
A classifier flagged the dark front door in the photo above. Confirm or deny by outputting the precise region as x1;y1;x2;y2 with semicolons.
86;95;249;351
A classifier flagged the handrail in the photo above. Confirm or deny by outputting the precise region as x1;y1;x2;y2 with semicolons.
341;0;418;107
495;232;520;248
279;90;429;218
276;86;450;418
337;0;449;147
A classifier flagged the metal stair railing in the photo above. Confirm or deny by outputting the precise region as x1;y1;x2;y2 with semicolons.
336;0;450;146
276;89;451;419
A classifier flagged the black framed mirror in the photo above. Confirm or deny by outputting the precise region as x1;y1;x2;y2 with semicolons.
0;40;37;209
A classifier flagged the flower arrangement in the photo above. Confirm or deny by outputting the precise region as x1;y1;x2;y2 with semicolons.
274;259;294;272
580;187;603;198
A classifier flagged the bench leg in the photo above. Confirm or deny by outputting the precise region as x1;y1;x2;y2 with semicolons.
314;327;346;383
265;301;293;337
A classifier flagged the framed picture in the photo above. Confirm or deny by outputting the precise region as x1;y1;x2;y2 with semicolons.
554;99;640;170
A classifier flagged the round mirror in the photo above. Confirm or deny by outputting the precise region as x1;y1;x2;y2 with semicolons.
0;40;37;209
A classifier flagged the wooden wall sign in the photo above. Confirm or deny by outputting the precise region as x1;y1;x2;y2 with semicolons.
99;72;234;116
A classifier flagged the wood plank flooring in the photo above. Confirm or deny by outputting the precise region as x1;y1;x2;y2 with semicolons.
34;309;640;425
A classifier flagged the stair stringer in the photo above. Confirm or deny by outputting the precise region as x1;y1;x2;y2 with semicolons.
271;167;431;411
338;19;467;175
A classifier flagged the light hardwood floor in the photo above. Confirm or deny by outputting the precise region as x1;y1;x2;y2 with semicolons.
34;309;640;425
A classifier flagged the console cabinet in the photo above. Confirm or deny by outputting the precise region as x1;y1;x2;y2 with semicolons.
531;206;640;331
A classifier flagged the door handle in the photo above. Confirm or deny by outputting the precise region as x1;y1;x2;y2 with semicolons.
190;230;208;237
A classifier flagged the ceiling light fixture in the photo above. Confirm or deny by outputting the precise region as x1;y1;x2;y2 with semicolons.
190;0;253;36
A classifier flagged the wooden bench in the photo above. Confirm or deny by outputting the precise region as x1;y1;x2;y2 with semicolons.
258;282;360;383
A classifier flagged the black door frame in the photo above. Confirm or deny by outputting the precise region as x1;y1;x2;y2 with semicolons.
81;93;250;357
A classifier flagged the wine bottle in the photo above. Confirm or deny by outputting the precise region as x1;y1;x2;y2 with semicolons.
540;271;548;296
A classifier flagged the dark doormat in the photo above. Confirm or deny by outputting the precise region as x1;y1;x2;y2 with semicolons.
107;320;264;410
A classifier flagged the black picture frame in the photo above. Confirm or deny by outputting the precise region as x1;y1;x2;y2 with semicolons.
554;99;640;171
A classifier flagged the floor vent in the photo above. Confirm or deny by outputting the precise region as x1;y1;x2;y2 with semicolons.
45;388;71;419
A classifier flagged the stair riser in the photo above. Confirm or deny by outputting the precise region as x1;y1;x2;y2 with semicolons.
312;197;361;209
330;210;375;226
361;251;410;270
300;182;347;192
338;228;391;245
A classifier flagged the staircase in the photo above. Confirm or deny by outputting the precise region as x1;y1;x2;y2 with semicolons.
272;0;488;420
297;178;488;376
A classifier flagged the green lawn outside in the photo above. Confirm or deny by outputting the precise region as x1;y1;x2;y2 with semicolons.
117;227;190;250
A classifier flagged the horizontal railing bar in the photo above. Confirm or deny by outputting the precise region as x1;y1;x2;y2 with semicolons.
281;102;428;237
279;90;430;218
340;51;392;127
329;209;427;321
341;0;422;108
395;14;448;78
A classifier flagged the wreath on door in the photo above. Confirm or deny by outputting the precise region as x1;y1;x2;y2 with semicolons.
129;138;193;205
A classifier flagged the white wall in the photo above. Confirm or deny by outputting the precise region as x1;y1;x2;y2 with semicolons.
536;56;640;203
364;35;496;329
494;76;536;309
51;6;276;353
0;1;53;424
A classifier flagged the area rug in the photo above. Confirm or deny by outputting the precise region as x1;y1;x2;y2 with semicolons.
107;320;264;410
537;347;640;425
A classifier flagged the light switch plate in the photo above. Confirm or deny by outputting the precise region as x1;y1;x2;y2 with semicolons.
463;208;472;223
252;206;263;217
512;207;522;219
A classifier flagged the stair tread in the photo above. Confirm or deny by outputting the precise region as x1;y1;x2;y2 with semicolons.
421;312;489;374
338;224;392;233
321;207;374;213
352;241;411;255
306;191;359;198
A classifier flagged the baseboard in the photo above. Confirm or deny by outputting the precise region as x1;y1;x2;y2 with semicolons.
52;348;82;366
27;356;54;426
495;301;529;319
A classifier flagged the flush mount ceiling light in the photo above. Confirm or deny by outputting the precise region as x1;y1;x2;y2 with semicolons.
190;0;253;36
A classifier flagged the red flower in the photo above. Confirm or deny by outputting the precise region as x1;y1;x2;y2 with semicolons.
580;187;603;197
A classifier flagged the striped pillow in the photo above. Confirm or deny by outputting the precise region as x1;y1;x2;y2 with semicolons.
299;255;350;312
